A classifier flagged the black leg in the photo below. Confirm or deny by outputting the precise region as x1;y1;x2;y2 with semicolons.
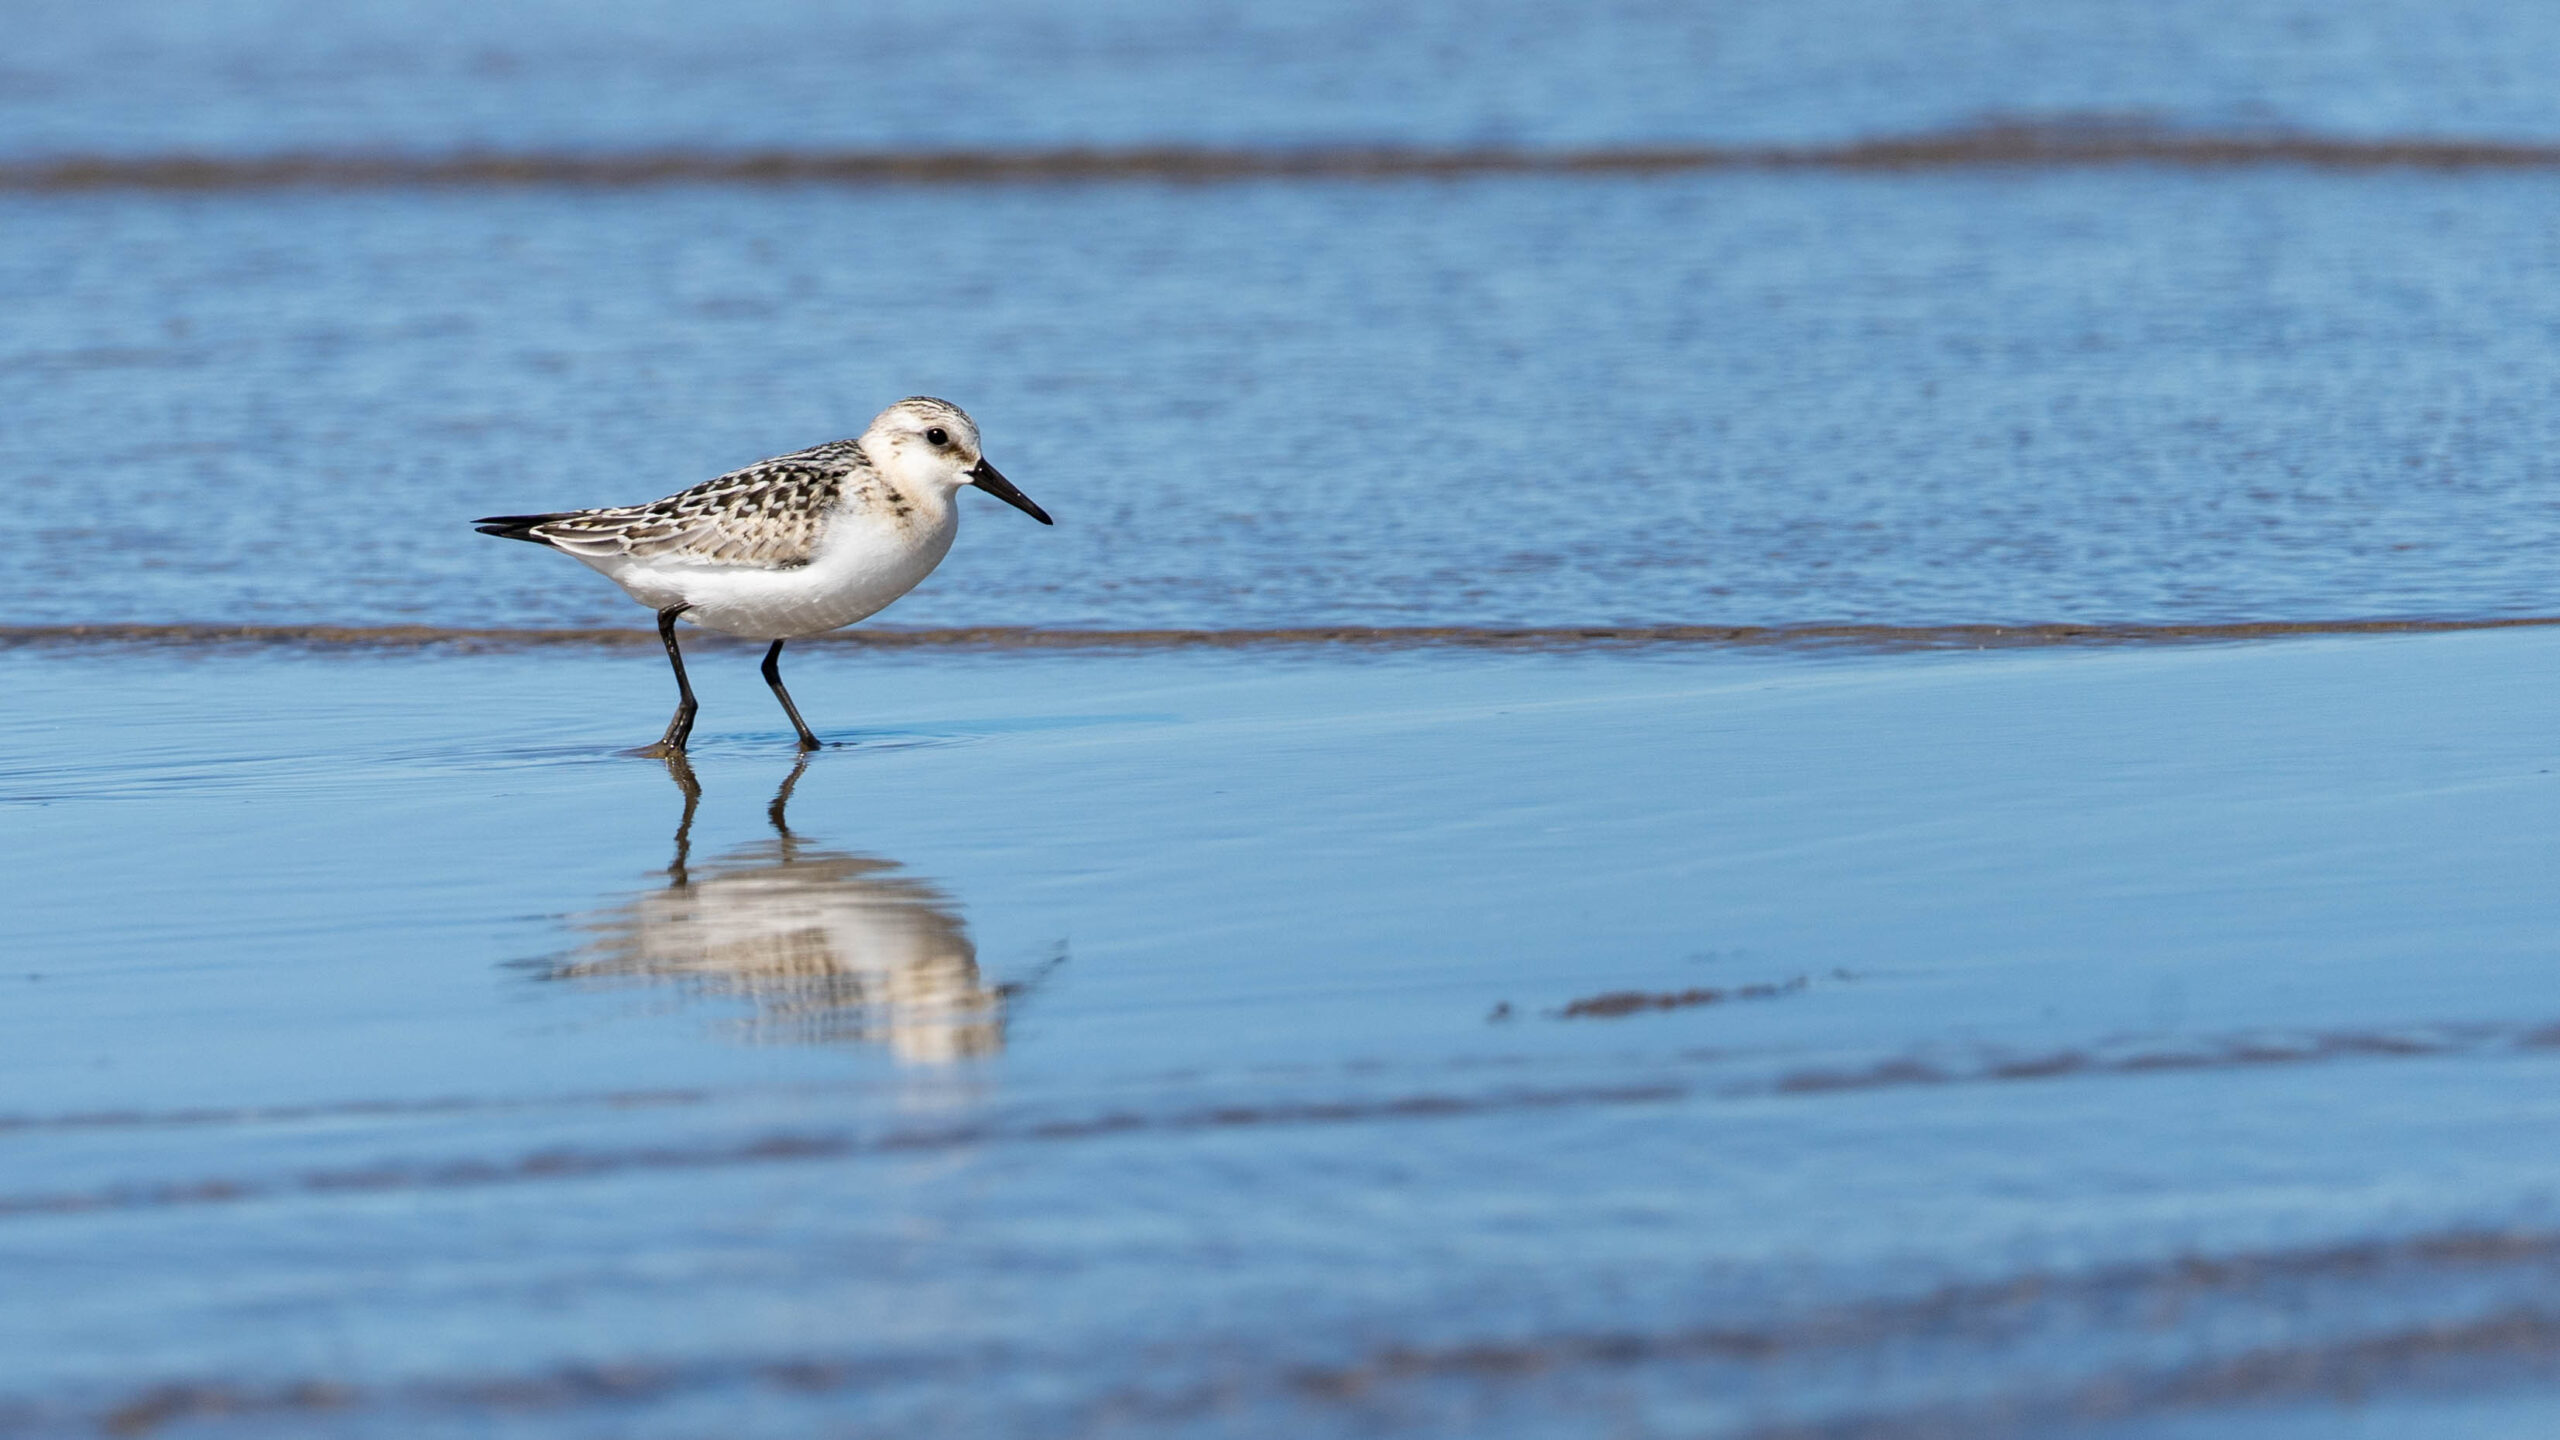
661;752;701;885
762;639;821;751
768;749;811;847
640;605;697;757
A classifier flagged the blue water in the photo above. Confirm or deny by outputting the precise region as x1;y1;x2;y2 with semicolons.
6;635;2560;1435
6;3;2560;632
12;169;2560;630
11;4;2560;1435
14;0;2560;158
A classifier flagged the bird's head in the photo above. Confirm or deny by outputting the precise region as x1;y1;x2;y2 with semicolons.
863;397;1051;524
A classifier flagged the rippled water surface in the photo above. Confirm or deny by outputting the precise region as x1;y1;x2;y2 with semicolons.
11;169;2560;630
12;3;2560;1436
15;0;2560;156
7;4;2560;632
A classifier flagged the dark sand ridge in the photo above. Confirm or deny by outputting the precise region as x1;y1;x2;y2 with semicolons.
5;1014;2549;1218
45;1220;2560;1438
6;615;2557;654
23;122;2560;191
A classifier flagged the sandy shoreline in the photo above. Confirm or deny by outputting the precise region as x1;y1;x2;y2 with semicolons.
5;614;2558;656
23;124;2560;195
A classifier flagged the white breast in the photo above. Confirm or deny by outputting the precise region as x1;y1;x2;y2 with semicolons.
586;495;959;641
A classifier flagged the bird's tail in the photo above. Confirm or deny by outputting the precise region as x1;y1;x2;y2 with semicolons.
473;512;573;545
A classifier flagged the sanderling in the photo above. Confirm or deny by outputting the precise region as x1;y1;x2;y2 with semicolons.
476;397;1050;754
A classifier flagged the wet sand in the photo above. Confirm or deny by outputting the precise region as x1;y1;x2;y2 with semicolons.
16;4;2560;1435
5;631;2557;1436
28;122;2560;192
7;614;2560;654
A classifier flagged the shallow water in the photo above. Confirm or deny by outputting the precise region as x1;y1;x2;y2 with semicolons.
12;3;2560;1434
16;0;2560;157
14;168;2560;632
11;5;2560;634
6;633;2560;1435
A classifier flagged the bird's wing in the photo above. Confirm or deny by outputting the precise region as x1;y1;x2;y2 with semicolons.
524;446;863;568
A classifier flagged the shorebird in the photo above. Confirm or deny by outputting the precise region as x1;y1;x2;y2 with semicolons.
475;397;1051;754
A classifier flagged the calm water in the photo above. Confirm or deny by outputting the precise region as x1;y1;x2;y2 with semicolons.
11;4;2560;1436
5;635;2560;1436
15;0;2560;157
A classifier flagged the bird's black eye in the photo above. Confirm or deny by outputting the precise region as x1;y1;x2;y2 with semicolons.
925;427;949;447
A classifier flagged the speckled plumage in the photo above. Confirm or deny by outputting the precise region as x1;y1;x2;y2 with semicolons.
518;441;871;569
473;397;1051;754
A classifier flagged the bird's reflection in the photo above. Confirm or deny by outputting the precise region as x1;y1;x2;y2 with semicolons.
543;754;1015;1061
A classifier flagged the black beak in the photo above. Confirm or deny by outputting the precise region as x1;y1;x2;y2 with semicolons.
966;458;1052;525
